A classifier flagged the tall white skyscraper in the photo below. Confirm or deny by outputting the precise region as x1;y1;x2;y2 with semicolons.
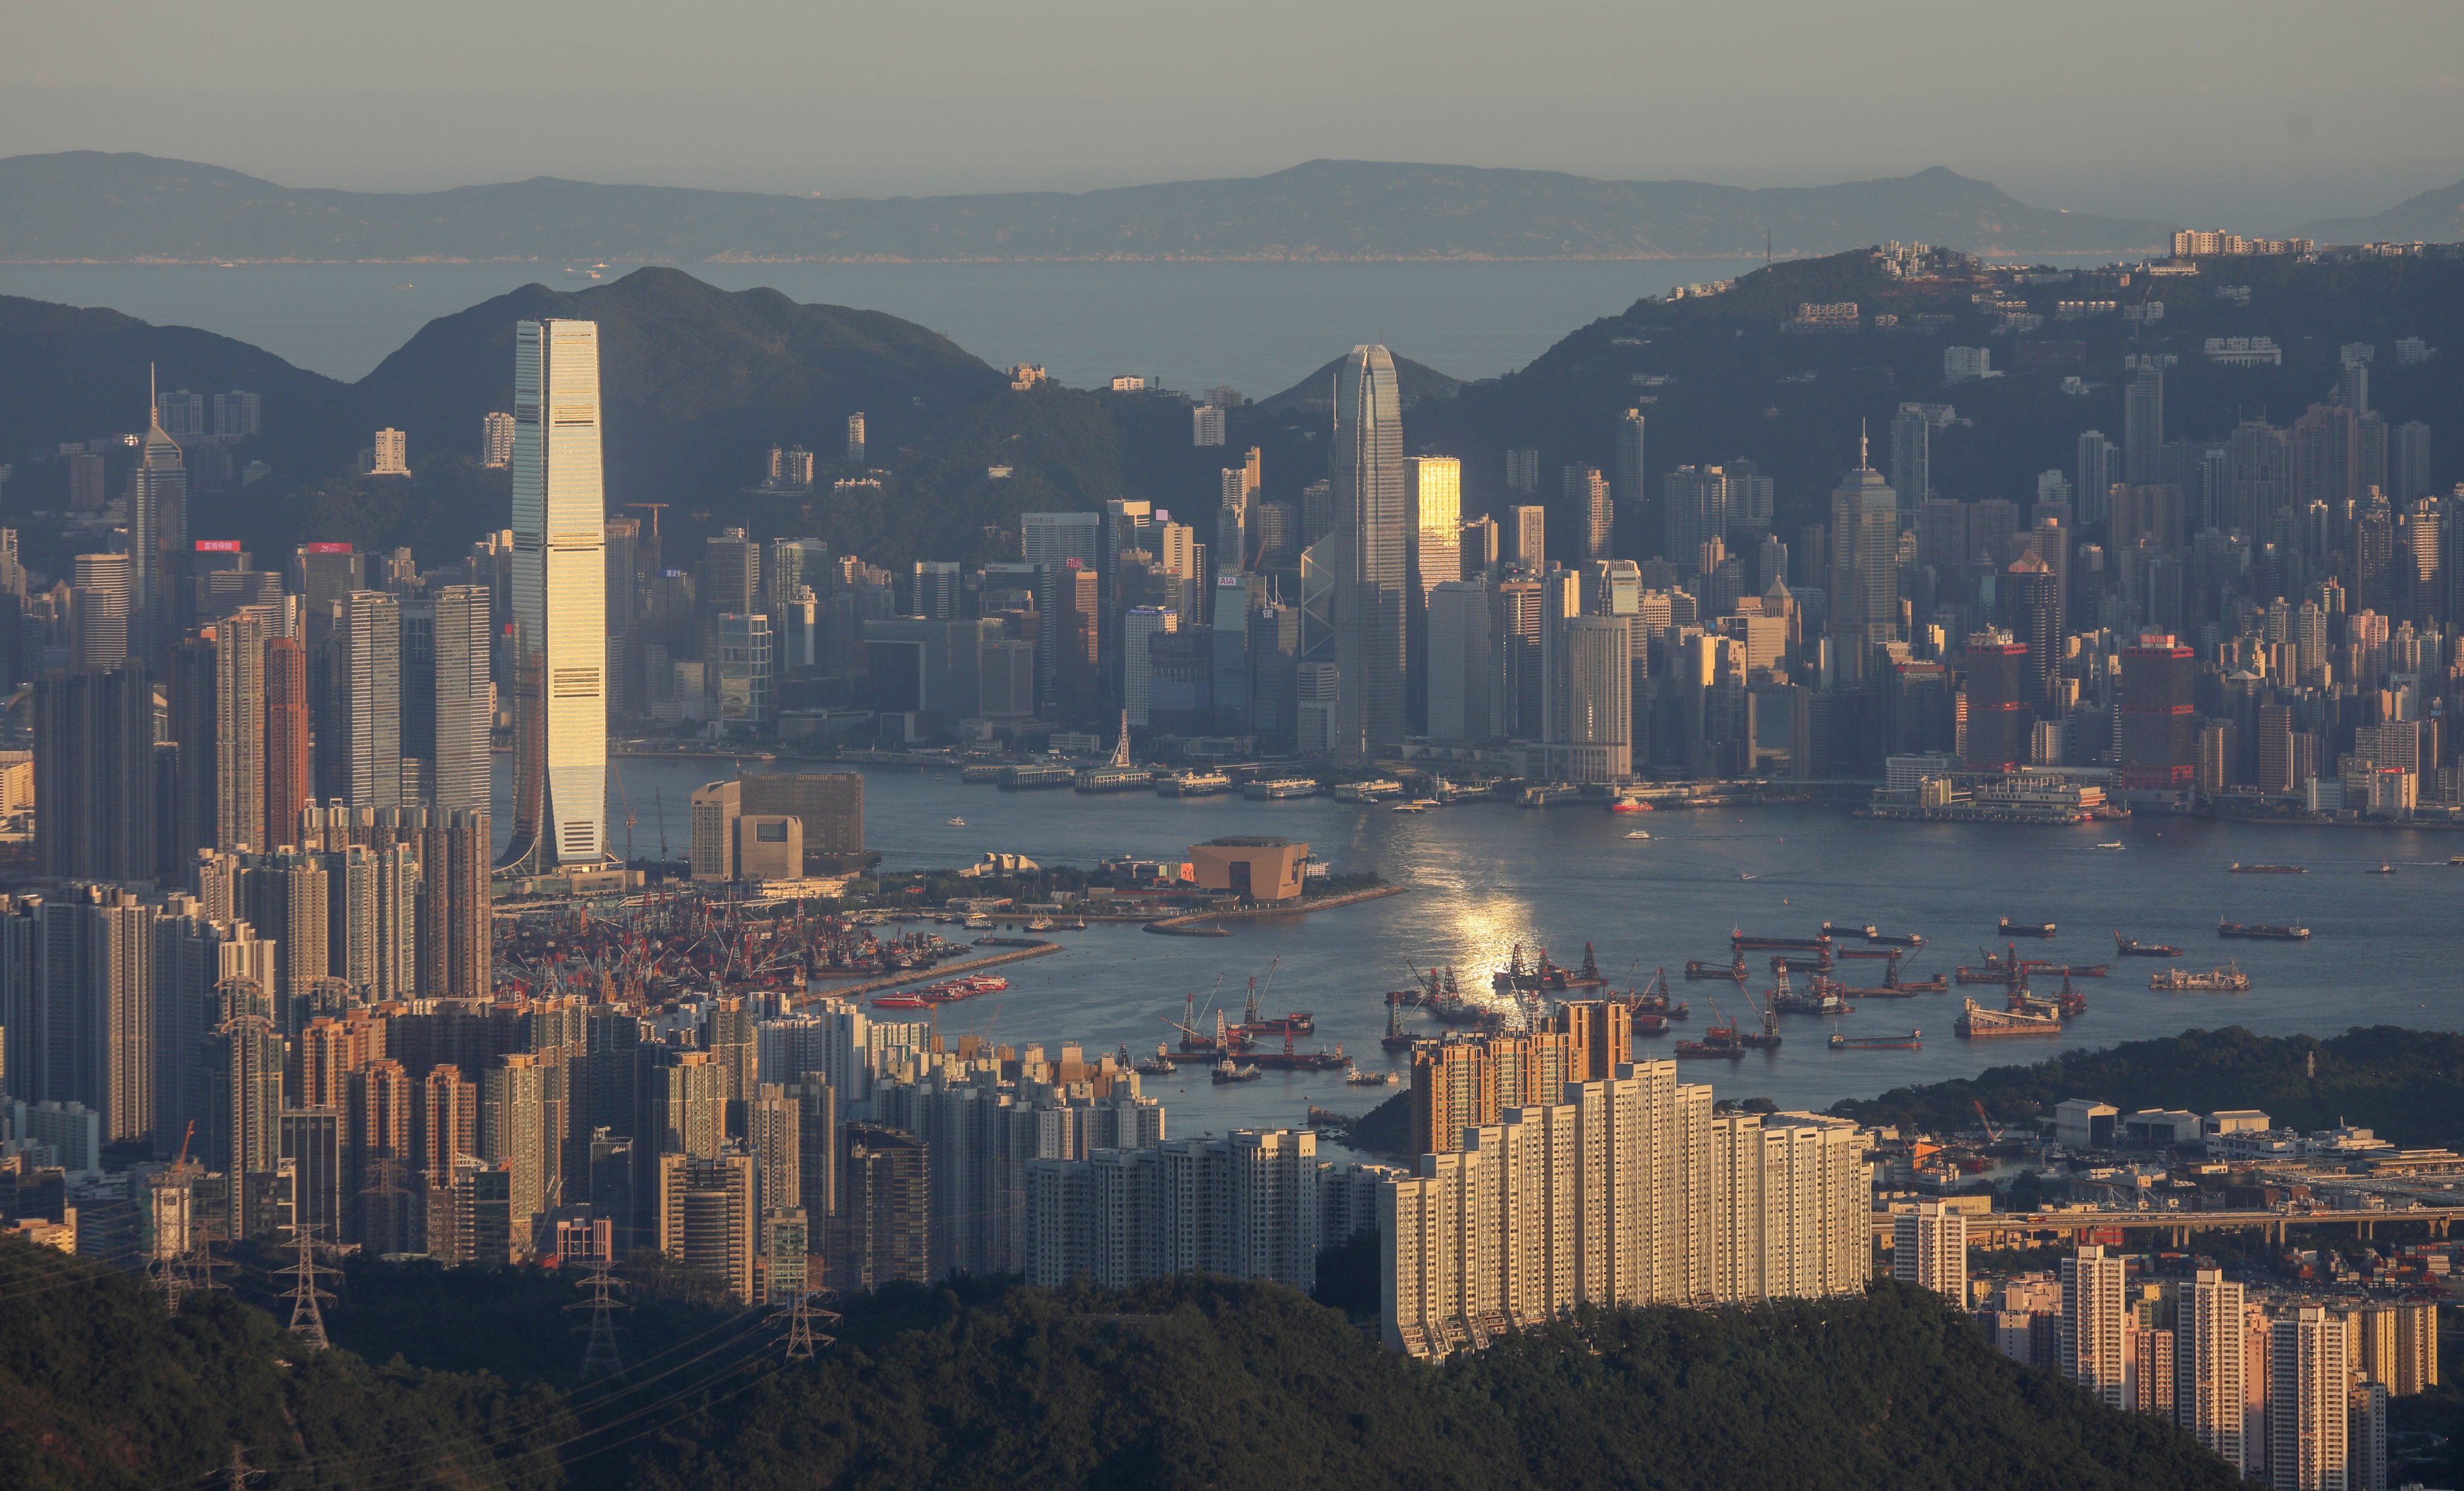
1329;345;1406;763
2062;1245;2130;1410
505;319;610;870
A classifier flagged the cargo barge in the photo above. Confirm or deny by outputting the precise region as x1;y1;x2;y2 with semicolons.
1829;1030;1922;1051
1956;997;2063;1039
2113;932;2183;958
1998;918;2057;938
2219;921;2311;941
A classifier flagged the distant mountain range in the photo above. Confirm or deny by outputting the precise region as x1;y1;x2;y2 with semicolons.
0;152;2179;263
2301;176;2464;244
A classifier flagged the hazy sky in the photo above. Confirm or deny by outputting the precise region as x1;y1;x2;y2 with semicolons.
9;0;2462;229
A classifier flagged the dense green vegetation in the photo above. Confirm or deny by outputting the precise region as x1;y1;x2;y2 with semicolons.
4;1235;2260;1491
1833;1024;2464;1145
0;1238;568;1491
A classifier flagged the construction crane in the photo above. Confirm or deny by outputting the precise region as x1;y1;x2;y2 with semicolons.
1973;1099;2006;1143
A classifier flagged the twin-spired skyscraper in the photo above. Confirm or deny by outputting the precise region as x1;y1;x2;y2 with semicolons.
1329;343;1407;763
501;319;611;872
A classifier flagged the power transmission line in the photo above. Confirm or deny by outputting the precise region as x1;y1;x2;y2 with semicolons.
279;1225;340;1351
781;1286;840;1362
567;1252;630;1380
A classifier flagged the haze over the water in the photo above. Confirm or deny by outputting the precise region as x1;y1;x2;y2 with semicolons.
11;0;2463;230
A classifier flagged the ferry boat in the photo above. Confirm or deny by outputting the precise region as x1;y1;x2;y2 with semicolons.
2151;962;2250;992
2219;921;2311;941
1158;770;1233;797
1333;778;1404;802
1243;777;1320;800
1830;1029;1921;1051
2229;862;2305;875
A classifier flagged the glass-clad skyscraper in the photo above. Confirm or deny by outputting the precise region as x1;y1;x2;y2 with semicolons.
503;319;609;870
1330;344;1406;763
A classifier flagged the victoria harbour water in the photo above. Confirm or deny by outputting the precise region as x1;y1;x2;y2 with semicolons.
502;757;2464;1146
0;259;1767;395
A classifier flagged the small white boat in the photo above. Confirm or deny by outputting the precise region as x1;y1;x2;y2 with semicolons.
944;817;967;826
1739;872;1757;882
1625;830;1651;840
2093;841;2124;851
1391;801;1432;814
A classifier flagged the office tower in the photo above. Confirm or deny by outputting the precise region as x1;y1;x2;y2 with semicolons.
2062;1246;2130;1410
1995;552;2060;702
1663;466;1727;566
1505;448;1540;494
1100;498;1151;598
738;772;864;862
1614;408;1648;539
481;410;515;467
1826;446;1900;686
2391;422;2432;501
1459;515;1499;577
1492;577;1545;740
846;411;866;467
2073;429;2121;528
2337;355;2370;417
834;1123;930;1291
1889;405;1931;506
1121;606;1175;727
426;584;490;816
1892;1199;1967;1300
1544;613;1631;782
1426;581;1495;741
656;1151;756;1302
1327;346;1406;763
715;612;773;724
1725;459;1775;535
2118;636;2197;791
1960;631;2030;772
33;662;156;883
910;559;959;621
2124;367;2165;485
2178;1270;2247;1473
130;374;189;666
1502;505;1542;575
205;1011;285;1237
2270;1305;2350;1491
505;319;609;871
1409;457;1463;610
1565;465;1612;562
211;609;271;852
72;553;132;671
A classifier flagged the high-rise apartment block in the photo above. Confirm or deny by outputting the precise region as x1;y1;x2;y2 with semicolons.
1384;1062;1865;1355
1892;1199;1967;1300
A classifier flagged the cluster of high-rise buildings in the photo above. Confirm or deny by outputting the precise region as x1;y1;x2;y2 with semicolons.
1957;1248;2438;1491
1378;1015;1871;1357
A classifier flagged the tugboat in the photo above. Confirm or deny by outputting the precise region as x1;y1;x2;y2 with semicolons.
1135;1044;1179;1077
2113;932;2183;958
1211;1057;1263;1084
